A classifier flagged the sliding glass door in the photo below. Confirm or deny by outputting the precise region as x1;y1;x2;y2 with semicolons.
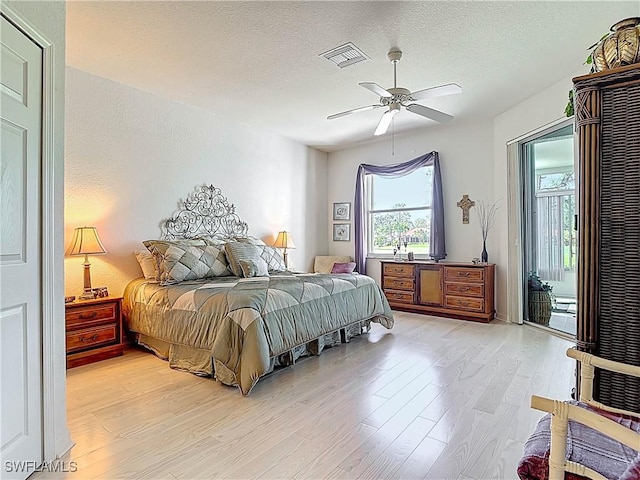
521;123;577;336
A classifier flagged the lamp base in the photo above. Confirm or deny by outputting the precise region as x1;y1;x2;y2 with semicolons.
79;288;96;300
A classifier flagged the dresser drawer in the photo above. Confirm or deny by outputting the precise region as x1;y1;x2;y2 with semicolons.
384;289;415;304
444;282;484;298
66;324;117;353
66;302;117;327
383;263;415;278
383;277;415;291
444;267;484;283
444;295;484;312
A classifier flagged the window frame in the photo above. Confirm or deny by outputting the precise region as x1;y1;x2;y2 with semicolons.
364;167;433;259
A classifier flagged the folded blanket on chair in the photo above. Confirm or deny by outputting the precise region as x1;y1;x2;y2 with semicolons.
517;401;640;480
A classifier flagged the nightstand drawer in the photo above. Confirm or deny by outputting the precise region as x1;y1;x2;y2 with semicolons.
384;289;415;304
383;263;415;278
444;267;484;283
66;297;124;368
66;324;117;353
444;282;484;298
66;303;117;327
383;277;414;291
444;295;484;312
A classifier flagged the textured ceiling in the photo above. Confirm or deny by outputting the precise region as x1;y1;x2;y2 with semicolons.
66;1;640;152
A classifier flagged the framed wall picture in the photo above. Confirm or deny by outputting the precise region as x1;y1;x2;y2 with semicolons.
333;202;351;221
333;224;350;242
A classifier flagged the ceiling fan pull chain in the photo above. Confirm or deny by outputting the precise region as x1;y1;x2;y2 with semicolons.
392;119;396;156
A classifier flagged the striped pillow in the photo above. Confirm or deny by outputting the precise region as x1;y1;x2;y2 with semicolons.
239;259;270;278
224;242;264;277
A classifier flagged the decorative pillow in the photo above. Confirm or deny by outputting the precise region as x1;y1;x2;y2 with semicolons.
234;236;267;246
143;240;231;285
239;259;269;278
224;242;264;276
331;262;357;274
256;244;287;272
314;256;353;274
198;236;228;247
134;250;159;280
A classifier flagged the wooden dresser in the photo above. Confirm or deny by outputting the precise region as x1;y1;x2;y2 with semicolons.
381;261;495;322
66;296;124;368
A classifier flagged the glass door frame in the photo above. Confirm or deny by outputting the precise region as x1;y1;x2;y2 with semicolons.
519;119;576;333
506;116;575;327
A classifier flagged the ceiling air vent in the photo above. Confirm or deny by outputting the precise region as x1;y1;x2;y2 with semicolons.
320;43;369;68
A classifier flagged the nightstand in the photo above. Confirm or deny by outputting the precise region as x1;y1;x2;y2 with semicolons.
65;296;124;368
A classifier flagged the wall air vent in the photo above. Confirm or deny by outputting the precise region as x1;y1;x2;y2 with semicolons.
319;43;369;68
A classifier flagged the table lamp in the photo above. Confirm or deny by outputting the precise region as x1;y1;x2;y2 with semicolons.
66;226;107;300
273;231;296;268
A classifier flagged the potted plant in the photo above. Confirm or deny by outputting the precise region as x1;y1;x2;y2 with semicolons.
528;272;554;325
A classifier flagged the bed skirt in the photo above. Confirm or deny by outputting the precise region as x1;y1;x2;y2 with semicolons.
134;319;372;384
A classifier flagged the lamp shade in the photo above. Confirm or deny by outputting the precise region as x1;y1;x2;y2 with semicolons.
273;231;296;250
66;226;107;256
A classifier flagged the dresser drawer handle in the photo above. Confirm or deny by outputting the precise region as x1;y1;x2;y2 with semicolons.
393;268;405;273
392;294;405;299
79;312;98;320
457;300;470;307
458;286;470;292
80;334;98;343
458;271;470;277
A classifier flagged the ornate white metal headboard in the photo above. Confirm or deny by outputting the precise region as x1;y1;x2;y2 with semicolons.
160;184;248;240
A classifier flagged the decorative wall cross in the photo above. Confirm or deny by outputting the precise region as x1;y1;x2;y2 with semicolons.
457;194;475;224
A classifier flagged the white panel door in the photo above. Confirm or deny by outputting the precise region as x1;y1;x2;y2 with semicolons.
0;15;43;480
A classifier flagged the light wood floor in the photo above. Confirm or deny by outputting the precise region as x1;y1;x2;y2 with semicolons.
35;311;575;480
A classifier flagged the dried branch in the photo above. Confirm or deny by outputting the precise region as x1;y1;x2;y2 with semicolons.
475;199;500;241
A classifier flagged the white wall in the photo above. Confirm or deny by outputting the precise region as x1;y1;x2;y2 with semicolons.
4;0;72;460
493;69;583;322
65;67;328;297
327;121;495;287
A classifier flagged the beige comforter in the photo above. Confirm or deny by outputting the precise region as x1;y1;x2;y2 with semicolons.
123;273;393;395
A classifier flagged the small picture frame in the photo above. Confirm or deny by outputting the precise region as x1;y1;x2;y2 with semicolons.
92;286;109;298
333;202;351;221
333;224;351;242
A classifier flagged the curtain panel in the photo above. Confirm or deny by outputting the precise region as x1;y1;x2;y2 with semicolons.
354;151;446;275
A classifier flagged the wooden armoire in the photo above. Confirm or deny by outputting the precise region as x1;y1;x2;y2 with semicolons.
574;64;640;411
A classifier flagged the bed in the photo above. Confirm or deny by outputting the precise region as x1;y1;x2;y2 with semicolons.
122;185;394;395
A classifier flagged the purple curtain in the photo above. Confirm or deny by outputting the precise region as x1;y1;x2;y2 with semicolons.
354;151;446;275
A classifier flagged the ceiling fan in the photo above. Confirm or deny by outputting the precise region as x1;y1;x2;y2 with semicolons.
327;49;462;136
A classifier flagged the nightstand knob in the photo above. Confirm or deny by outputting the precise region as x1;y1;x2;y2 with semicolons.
80;334;98;343
79;311;98;320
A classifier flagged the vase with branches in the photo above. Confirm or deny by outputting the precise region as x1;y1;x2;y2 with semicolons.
475;199;499;263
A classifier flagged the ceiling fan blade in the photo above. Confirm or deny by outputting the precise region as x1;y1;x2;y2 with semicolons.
359;82;393;98
410;83;462;101
406;104;454;123
374;109;398;136
327;104;383;120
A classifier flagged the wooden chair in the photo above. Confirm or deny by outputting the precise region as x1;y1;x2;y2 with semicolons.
529;348;640;480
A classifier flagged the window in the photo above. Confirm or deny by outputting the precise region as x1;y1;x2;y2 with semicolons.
366;166;433;256
535;168;576;275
